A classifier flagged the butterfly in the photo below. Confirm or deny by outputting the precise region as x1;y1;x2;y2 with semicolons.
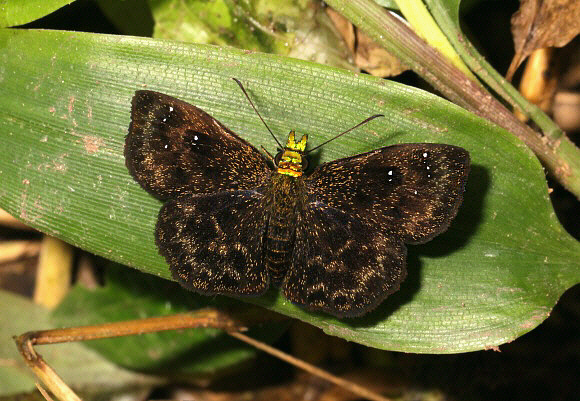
125;80;470;318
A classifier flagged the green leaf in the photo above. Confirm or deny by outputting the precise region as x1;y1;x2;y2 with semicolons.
0;290;161;397
1;28;578;353
147;0;354;70
0;0;76;27
374;0;398;8
52;264;289;376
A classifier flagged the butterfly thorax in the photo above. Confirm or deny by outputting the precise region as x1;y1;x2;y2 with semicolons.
264;131;308;283
276;130;307;177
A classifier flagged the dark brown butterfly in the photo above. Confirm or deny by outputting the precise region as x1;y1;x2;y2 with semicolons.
125;81;469;318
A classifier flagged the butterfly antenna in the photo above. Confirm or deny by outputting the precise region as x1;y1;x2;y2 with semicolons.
306;114;384;154
232;78;284;149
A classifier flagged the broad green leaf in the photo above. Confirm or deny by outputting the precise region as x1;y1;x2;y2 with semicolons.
0;0;76;27
0;290;161;397
52;264;289;375
0;28;578;354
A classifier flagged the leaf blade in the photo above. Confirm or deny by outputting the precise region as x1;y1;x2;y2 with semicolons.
0;0;76;27
0;28;578;353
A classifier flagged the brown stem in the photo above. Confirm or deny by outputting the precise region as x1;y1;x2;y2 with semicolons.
15;309;391;401
327;0;580;199
230;331;393;401
14;310;242;401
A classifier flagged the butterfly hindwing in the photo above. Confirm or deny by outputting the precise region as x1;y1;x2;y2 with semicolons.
306;144;469;244
156;190;269;295
126;90;269;199
283;203;406;317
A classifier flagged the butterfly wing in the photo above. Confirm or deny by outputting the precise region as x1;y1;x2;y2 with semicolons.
126;90;270;199
127;90;272;294
284;203;406;317
157;190;269;295
283;144;469;317
305;144;469;244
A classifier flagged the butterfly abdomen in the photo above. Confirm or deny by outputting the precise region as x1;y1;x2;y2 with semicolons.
265;217;296;283
264;172;305;284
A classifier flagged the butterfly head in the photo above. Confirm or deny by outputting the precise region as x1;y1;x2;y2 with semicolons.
275;130;308;177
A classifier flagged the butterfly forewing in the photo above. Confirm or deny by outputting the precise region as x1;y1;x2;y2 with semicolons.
126;91;270;199
305;144;470;244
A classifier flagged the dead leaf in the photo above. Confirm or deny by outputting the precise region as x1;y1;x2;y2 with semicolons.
553;91;580;131
326;6;356;52
518;48;558;115
326;7;407;77
507;0;580;80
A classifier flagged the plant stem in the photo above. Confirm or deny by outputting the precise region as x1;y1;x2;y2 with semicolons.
425;0;565;141
327;0;580;199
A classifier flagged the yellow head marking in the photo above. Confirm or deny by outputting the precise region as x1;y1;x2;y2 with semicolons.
276;130;308;177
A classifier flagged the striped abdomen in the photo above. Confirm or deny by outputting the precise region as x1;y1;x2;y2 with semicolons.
265;212;297;283
264;172;305;284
